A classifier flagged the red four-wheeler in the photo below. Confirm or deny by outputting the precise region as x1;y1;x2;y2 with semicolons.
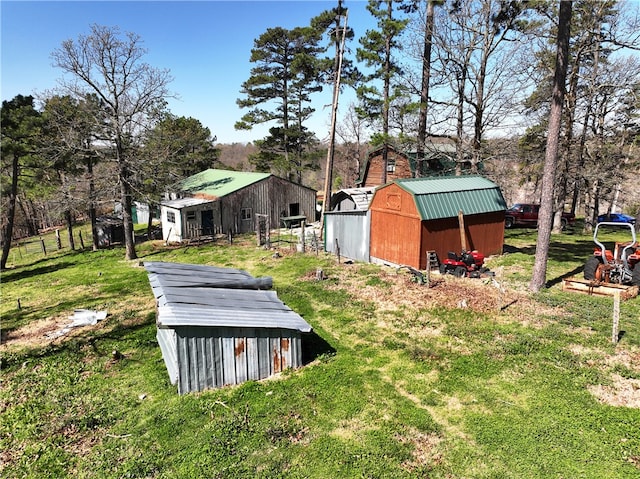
439;250;488;278
583;222;640;286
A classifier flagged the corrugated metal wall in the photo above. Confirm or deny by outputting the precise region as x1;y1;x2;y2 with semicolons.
219;177;316;234
173;326;303;394
324;211;370;263
157;328;179;384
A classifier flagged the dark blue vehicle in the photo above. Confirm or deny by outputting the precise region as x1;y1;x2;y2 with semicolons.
596;213;636;225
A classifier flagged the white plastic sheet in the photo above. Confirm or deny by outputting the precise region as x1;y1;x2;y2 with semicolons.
46;309;107;339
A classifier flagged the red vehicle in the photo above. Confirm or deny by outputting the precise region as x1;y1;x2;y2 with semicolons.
505;203;575;229
439;250;487;278
584;222;640;286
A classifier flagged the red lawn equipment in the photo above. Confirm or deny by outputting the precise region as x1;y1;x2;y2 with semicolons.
439;250;489;278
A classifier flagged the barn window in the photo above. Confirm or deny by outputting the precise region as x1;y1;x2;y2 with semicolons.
241;208;252;221
387;159;396;173
186;211;196;221
167;211;176;223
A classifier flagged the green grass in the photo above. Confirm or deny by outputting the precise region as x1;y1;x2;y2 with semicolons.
1;226;640;478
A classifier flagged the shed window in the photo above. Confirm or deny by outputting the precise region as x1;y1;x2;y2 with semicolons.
186;211;196;221
241;208;252;221
387;159;396;173
167;211;176;223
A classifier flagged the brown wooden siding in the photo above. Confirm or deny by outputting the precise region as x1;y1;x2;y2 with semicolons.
370;183;504;269
420;212;505;269
369;184;422;267
363;148;413;187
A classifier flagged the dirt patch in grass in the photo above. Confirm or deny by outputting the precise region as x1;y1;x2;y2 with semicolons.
1;302;152;353
588;374;640;408
1;314;71;348
320;265;563;323
569;344;640;408
397;429;443;472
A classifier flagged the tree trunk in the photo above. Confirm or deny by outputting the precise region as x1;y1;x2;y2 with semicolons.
529;0;572;293
65;210;76;251
1;152;19;270
118;147;137;260
416;0;435;176
455;68;467;176
121;178;137;260
147;203;155;240
87;156;99;251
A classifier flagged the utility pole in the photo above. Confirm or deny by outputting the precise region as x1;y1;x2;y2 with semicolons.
320;1;349;244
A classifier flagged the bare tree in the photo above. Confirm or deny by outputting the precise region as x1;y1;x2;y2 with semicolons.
335;103;369;186
430;0;531;173
530;0;572;293
52;25;172;260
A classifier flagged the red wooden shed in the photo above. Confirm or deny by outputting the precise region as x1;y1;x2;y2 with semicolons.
369;176;507;270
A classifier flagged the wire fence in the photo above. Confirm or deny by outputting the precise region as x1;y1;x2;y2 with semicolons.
9;229;92;262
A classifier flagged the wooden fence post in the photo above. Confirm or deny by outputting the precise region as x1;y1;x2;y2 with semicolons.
55;229;62;249
612;292;620;344
40;238;47;256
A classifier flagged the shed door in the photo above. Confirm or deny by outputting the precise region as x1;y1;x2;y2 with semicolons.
202;210;214;235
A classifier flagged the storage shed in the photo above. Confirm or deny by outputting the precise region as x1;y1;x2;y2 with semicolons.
144;261;313;394
161;169;316;243
95;216;124;248
324;187;375;263
369;176;506;270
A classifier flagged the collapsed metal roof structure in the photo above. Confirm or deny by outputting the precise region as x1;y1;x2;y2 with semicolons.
144;261;312;394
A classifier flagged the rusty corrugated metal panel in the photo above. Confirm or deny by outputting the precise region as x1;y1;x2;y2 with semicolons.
174;326;303;393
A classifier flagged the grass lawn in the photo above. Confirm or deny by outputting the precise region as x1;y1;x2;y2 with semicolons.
1;224;640;478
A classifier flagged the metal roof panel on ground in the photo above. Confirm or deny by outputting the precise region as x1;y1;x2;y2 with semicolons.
178;169;271;198
394;176;507;221
145;261;272;290
157;304;312;332
144;262;311;333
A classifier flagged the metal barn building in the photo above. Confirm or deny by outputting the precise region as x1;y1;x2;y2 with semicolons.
161;169;317;243
145;261;312;394
324;187;375;263
369;176;507;270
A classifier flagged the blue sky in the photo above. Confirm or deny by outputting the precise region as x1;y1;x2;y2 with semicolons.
1;0;372;144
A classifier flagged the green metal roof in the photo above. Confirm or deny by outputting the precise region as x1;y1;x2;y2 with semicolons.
394;175;506;221
179;169;271;198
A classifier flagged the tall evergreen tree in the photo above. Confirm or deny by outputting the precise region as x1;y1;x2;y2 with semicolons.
140;114;219;235
40;94;107;251
356;0;409;183
236;25;327;183
0;95;43;269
